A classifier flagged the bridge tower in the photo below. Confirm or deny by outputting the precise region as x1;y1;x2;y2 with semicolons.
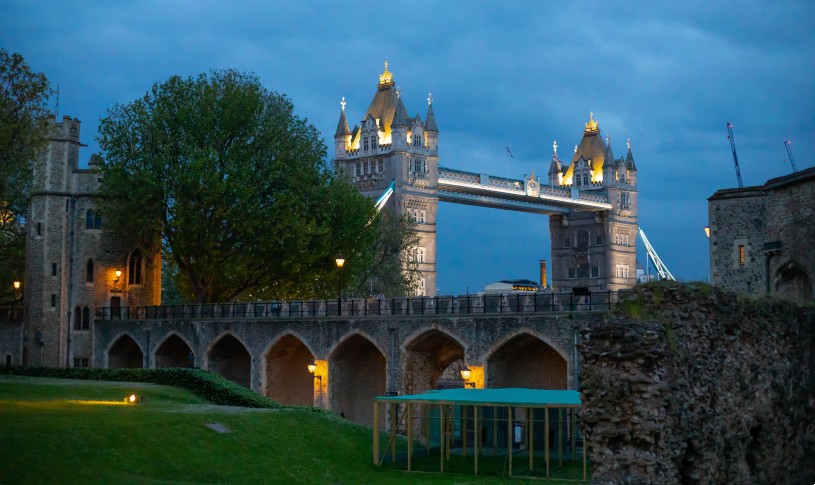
333;62;439;296
548;114;638;292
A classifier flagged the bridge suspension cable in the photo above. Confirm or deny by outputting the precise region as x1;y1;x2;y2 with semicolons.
637;227;675;281
373;180;395;213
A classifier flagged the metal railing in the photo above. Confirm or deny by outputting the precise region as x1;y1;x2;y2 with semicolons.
96;291;618;321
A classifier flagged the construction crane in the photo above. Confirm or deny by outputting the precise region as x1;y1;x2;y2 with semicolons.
784;140;799;173
726;122;744;188
638;227;675;281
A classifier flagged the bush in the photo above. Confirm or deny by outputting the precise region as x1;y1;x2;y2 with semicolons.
0;366;282;408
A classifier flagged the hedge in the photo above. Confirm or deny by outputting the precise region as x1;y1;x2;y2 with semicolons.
0;366;282;409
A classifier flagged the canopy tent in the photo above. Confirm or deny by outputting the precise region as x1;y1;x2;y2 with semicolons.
373;388;587;481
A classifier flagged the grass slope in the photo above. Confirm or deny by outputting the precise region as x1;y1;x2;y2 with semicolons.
0;376;585;484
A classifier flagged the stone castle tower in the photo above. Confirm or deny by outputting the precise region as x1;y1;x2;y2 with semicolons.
23;115;160;367
547;114;639;292
333;62;439;296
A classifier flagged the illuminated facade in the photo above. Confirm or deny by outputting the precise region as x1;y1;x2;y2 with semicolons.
547;115;639;292
23;116;160;367
333;62;439;296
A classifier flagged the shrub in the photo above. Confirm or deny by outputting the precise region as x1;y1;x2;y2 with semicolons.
0;366;282;408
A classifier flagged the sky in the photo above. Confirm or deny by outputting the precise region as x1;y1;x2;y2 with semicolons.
3;1;814;295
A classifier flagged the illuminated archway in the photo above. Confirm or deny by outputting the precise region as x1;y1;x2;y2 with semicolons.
206;333;251;388
154;333;194;368
486;331;568;389
402;328;466;394
107;334;144;369
263;333;315;406
329;332;386;425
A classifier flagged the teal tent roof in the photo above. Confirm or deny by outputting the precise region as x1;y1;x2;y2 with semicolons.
375;388;580;407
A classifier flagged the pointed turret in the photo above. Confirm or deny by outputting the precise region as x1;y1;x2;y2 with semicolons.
425;94;438;133
334;97;351;159
564;112;608;185
548;140;562;186
625;138;637;171
602;135;616;187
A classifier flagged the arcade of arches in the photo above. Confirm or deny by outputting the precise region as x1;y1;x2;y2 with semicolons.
100;317;578;426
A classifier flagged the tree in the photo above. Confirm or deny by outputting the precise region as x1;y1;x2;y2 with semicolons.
0;49;52;304
99;69;415;303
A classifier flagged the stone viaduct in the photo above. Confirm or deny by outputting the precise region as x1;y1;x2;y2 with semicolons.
92;298;605;425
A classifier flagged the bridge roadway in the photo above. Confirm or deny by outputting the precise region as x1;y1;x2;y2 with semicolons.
94;294;612;426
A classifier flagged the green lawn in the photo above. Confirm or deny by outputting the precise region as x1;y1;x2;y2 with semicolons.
0;376;588;484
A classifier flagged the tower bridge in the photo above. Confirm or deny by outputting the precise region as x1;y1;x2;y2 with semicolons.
334;62;639;296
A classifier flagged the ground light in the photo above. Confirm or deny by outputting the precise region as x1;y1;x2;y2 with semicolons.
124;394;145;404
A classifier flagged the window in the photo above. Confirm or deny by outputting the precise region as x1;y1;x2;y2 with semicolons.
413;134;422;147
575;175;581;187
86;259;94;283
619;192;630;208
129;249;143;285
616;265;630;278
37;222;42;236
564;237;570;248
577;231;589;249
583;173;589;186
86;210;94;229
577;264;589;278
355;163;361;176
377;160;384;173
739;245;745;265
51;263;57;277
73;305;82;330
592;265;599;277
73;357;89;368
51;294;56;308
568;267;575;279
410;210;426;224
363;137;369;151
596;235;602;245
418;277;426;296
411;158;426;174
82;307;90;330
415;247;426;263
363;161;369;174
94;211;102;229
371;136;377;150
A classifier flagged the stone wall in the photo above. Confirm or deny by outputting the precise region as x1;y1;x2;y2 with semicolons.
579;283;815;484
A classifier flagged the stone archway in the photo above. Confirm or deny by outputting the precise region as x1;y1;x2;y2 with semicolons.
329;333;385;426
487;332;567;389
108;334;144;369
264;334;314;406
774;261;812;303
154;333;194;368
207;334;251;388
403;328;466;394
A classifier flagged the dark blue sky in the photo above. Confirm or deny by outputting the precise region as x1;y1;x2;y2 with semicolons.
3;1;814;295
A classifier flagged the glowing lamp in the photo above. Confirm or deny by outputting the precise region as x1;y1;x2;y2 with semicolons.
128;394;136;403
460;366;472;381
13;281;20;290
114;269;122;284
307;359;317;375
335;258;345;268
704;227;710;238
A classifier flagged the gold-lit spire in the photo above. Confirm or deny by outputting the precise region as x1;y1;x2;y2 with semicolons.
379;60;394;85
584;112;599;132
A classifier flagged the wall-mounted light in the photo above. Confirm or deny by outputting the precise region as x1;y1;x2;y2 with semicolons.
307;359;321;383
460;366;475;388
113;269;122;284
13;281;21;290
704;227;710;238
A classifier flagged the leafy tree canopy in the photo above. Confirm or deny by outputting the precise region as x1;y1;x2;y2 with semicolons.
0;49;52;304
99;69;418;303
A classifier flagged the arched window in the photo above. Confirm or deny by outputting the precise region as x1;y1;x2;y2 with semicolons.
86;210;94;229
128;249;142;285
73;305;82;329
577;231;589;249
363;137;369;151
82;307;90;329
371;135;377;149
94;211;102;229
86;259;94;283
575;174;581;187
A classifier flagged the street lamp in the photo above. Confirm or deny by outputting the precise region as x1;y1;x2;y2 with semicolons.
460;365;475;388
307;359;321;383
335;258;345;316
13;281;20;290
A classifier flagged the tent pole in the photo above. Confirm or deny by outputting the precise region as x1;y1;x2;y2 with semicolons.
507;406;513;477
373;401;379;465
529;407;534;472
558;408;563;466
391;402;397;464
439;404;444;473
474;405;479;475
545;406;550;478
407;403;413;471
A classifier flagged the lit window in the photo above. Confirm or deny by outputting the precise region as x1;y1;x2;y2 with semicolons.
128;249;143;285
739;245;745;265
416;247;426;263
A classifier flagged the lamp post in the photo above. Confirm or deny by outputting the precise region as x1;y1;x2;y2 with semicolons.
335;258;345;316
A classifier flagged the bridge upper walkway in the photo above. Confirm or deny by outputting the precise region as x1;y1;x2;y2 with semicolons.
96;291;618;321
437;166;612;214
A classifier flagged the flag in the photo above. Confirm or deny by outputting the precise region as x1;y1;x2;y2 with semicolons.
506;146;513;158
